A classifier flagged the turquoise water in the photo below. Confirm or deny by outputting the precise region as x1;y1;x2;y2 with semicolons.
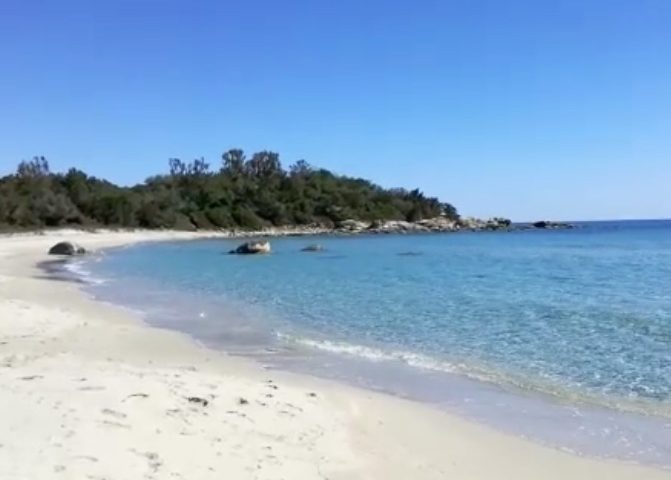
75;220;671;466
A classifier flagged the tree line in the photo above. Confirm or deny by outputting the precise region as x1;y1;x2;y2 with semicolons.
0;150;458;230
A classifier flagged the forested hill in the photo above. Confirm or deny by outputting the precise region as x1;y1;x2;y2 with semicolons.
0;150;458;230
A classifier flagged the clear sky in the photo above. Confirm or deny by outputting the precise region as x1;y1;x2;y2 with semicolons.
0;0;669;221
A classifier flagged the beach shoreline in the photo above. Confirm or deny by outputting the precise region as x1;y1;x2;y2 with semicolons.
1;230;669;479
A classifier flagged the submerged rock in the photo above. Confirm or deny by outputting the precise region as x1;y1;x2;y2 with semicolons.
48;241;87;256
230;240;271;255
301;244;324;252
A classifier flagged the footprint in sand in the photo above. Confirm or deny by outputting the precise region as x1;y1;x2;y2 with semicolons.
101;408;127;419
73;455;98;463
123;393;149;402
129;449;162;473
78;385;106;391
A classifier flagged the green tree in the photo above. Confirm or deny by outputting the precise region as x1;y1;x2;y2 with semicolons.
0;149;459;230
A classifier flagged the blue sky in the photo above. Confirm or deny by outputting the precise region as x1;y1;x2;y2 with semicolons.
0;0;669;221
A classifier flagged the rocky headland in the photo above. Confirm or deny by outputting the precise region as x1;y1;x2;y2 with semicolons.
222;217;574;238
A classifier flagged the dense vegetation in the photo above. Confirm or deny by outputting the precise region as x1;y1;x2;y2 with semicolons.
0;151;458;230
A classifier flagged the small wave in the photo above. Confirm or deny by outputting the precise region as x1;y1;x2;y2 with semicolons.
62;260;109;286
276;333;671;418
277;333;469;374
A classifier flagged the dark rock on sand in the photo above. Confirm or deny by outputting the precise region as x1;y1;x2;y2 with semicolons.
48;241;87;256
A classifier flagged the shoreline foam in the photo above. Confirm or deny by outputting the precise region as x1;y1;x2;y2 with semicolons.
1;230;670;479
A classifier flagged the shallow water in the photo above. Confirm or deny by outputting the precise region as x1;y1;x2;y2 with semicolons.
74;220;671;467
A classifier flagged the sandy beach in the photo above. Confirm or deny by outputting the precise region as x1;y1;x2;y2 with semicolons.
0;230;668;480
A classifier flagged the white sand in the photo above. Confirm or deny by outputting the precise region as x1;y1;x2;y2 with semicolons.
0;230;668;480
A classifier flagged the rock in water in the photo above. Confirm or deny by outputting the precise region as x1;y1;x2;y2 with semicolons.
230;241;271;255
532;220;573;229
48;241;87;256
301;244;324;252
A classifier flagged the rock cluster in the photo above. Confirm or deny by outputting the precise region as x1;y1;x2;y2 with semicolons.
336;219;370;233
458;217;513;231
334;216;516;234
220;217;572;238
531;221;573;229
369;220;430;234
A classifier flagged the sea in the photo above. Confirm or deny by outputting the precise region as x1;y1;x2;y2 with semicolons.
64;220;671;467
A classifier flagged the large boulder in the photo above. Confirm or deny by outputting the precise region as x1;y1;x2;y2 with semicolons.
48;241;87;256
230;241;271;255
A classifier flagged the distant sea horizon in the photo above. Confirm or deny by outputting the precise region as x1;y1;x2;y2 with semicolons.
513;217;670;224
